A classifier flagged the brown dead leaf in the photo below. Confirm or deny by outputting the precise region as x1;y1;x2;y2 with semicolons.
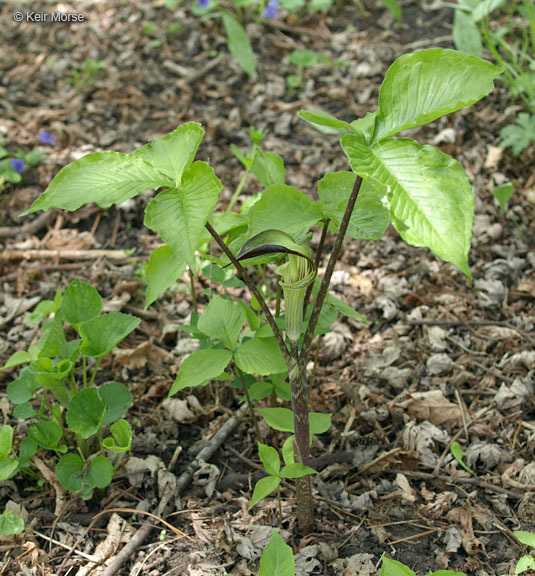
419;491;457;518
113;341;169;370
358;448;419;476
400;390;461;425
484;145;503;170
447;502;485;556
43;228;100;250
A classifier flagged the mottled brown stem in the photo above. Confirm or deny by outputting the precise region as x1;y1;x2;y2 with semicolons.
300;175;363;366
290;175;363;533
289;340;314;533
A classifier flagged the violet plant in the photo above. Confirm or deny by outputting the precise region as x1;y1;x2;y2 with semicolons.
1;279;138;500
21;48;500;533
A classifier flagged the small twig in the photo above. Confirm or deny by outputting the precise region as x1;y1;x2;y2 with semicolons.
0;211;55;238
455;387;470;443
387;527;442;547
391;469;523;500
0;249;137;262
33;530;100;563
90;508;194;542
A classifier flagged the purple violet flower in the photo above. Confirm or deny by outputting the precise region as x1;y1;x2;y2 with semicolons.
197;0;210;8
39;131;56;146
10;158;25;174
263;0;279;19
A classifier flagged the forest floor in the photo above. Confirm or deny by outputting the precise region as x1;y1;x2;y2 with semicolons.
0;1;534;575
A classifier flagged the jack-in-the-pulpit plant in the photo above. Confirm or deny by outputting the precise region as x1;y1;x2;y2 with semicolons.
20;48;500;533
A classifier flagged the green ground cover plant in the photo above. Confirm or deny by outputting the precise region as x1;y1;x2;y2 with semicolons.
20;48;500;534
0;279;139;511
449;0;535;153
192;0;401;79
0;131;55;192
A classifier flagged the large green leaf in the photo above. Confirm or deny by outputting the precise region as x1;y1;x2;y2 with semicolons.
318;171;390;240
259;530;295;576
28;421;63;450
234;336;287;375
145;245;187;308
222;14;256;79
197;296;245;351
374;48;501;141
144;162;222;270
23;151;170;215
248;185;322;244
79;313;141;358
134;122;204;186
341;135;474;278
67;389;106;439
169;348;232;396
59;279;102;327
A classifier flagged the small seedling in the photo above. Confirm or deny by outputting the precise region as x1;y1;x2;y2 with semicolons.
500;531;535;575
500;112;535;155
380;556;465;576
450;441;476;476
67;58;106;86
249;442;316;517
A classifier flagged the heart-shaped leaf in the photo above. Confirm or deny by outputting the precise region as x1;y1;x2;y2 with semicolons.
79;313;140;358
197;296;245;351
59;279;102;327
67;388;106;439
99;382;132;425
169;348;233;396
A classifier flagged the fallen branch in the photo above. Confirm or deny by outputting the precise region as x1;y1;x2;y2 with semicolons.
1;249;137;262
100;403;249;576
0;211;55;239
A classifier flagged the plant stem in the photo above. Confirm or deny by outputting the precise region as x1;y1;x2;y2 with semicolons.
88;357;102;388
301;175;362;364
204;221;291;366
189;269;198;314
227;147;258;211
289;175;362;534
288;340;314;533
236;365;261;441
82;356;87;389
